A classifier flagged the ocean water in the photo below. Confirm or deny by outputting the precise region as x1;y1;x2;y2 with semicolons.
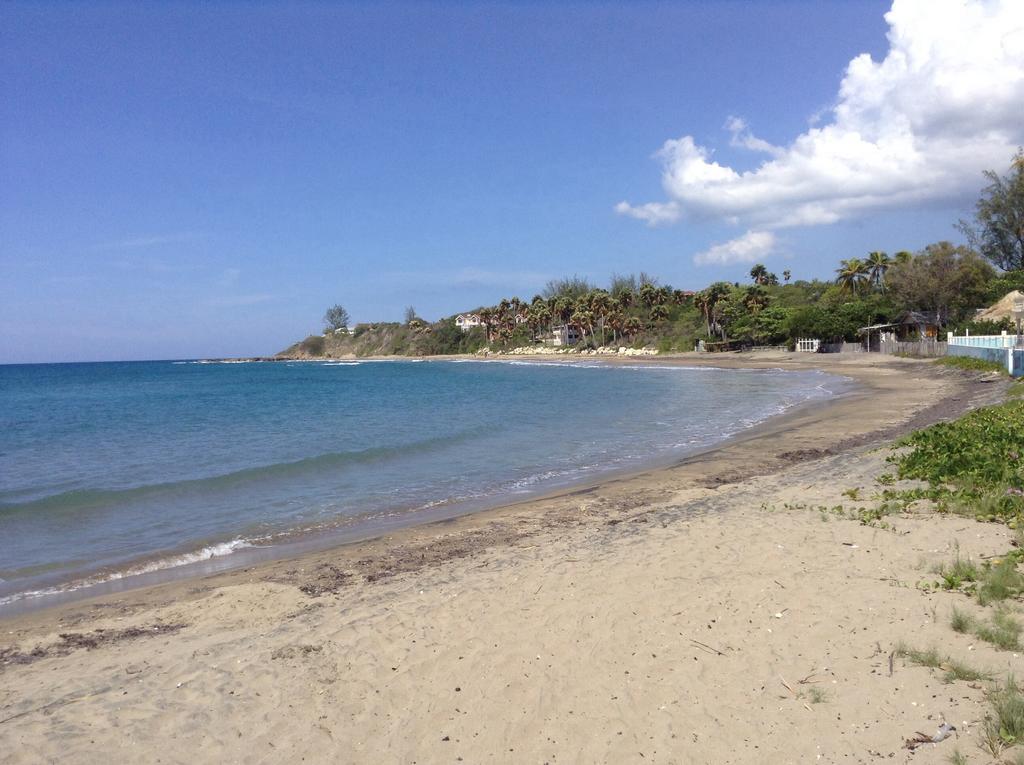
0;359;846;606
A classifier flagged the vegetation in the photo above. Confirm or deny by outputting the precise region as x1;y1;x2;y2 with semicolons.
285;152;1023;358
288;245;1021;357
934;356;1008;375
894;643;991;683
887;400;1024;519
959;149;1024;272
323;304;350;332
982;678;1024;758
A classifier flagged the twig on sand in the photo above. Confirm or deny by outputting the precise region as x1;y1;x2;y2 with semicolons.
779;675;796;696
689;639;725;656
0;686;111;726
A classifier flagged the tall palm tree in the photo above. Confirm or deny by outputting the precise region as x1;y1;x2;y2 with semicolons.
527;304;550;341
694;282;731;338
749;263;769;285
743;285;770;313
588;290;614;346
570;305;594;343
638;282;658;308
623;316;642;340
606;309;625;343
783;269;791;283
866;251;891;290
478;307;495;342
835;258;870;294
649;303;669;324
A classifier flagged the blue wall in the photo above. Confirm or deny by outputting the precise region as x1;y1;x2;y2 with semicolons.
948;344;1023;377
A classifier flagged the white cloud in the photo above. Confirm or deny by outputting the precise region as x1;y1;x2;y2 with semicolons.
617;0;1024;240
694;230;777;265
725;117;784;157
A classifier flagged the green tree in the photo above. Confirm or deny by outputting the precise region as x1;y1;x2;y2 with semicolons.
323;304;350;331
742;285;770;313
835;258;870;294
958;149;1024;271
694;282;732;338
887;242;996;326
638;282;658;308
866;251;891;290
649;303;669;324
749;263;768;284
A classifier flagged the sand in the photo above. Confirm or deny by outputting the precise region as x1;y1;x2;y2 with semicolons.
0;352;1018;764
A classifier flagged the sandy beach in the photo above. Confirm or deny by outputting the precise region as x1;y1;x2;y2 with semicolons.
0;352;1017;764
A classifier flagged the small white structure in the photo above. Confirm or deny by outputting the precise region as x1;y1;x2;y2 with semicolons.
545;324;581;347
795;338;820;353
455;313;483;331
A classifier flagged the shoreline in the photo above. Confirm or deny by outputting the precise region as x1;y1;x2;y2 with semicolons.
0;353;848;617
0;352;1005;628
2;352;1017;764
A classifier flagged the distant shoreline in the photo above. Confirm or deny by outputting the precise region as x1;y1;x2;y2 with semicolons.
0;351;998;621
0;352;845;617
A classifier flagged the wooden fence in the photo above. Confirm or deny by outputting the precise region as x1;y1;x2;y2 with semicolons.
876;339;947;357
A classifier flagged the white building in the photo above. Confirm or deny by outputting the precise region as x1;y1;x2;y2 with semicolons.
545;324;581;347
455;313;483;331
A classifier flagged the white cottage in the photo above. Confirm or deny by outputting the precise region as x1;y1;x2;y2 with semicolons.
455;313;483;331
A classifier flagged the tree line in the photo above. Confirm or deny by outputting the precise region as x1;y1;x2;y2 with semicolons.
303;150;1023;356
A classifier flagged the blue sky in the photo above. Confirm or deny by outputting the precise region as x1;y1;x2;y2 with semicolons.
3;0;1021;363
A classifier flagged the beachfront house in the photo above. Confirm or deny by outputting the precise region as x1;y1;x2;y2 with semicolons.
859;311;941;352
455;313;483;331
544;324;581;347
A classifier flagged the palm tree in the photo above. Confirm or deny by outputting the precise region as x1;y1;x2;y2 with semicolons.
783;269;791;283
649;303;669;325
743;285;770;313
866;251;891;290
623;316;642;340
694;282;731;338
606;309;625;343
894;250;913;265
638;282;658;308
616;289;635;310
527;303;550;341
570;305;594;343
588;290;614;346
478;307;494;342
835;258;870;294
749;263;769;285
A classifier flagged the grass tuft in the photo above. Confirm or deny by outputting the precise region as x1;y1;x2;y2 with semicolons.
978;558;1024;606
974;610;1023;651
935;547;980;590
983;678;1024;757
895;643;991;683
951;606;973;634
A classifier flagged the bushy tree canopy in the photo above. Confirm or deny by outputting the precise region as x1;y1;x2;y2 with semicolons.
959;149;1024;271
323;304;350;331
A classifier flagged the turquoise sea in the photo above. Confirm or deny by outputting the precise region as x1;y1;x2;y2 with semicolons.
0;359;847;608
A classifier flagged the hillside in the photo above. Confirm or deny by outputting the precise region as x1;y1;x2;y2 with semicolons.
276;320;487;359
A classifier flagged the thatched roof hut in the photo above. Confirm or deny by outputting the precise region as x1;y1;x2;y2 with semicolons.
976;291;1024;322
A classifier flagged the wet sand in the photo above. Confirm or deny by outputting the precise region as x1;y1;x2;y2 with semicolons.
0;352;1016;764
